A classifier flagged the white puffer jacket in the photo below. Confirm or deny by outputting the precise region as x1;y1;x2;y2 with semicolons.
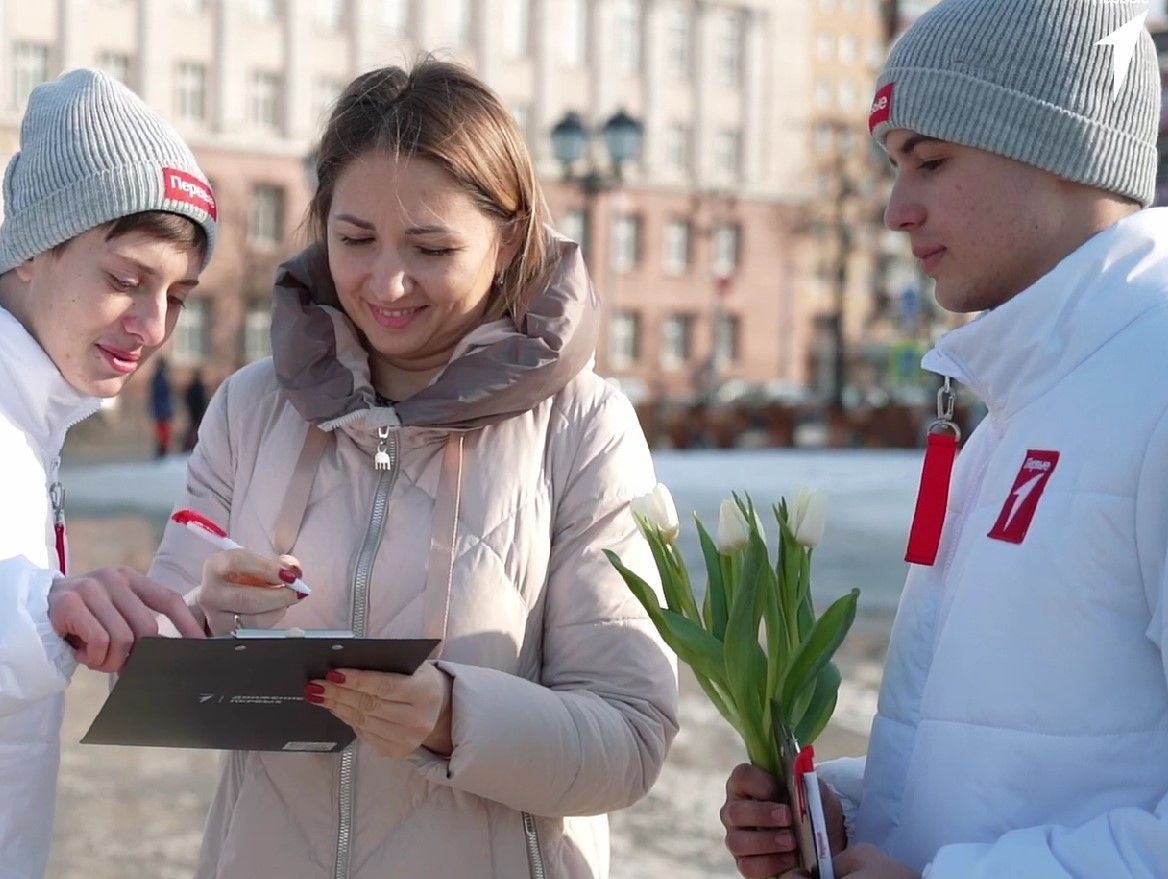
821;209;1168;877
0;307;98;879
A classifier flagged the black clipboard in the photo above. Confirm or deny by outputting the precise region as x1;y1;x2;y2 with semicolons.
81;632;439;753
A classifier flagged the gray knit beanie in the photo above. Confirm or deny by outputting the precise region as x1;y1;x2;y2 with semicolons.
869;0;1160;206
0;68;218;274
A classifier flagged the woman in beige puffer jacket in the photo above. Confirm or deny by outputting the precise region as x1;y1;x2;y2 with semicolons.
149;62;678;879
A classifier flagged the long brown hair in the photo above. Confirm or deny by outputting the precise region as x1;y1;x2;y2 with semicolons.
307;60;552;320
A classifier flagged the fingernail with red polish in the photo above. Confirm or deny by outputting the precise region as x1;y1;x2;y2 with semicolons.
305;683;325;696
305;692;324;704
326;670;346;684
279;568;298;584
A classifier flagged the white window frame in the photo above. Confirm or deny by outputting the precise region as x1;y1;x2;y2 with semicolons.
615;0;642;73
13;42;50;109
175;61;208;122
171;299;210;366
243;303;272;362
608;310;641;367
661;313;694;371
248;71;283;130
248;184;285;247
663;219;691;276
610;214;641;274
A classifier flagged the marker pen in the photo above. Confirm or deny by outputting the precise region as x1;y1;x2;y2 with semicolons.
171;508;311;597
796;745;835;879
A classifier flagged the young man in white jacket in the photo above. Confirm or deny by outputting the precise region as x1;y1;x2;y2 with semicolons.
720;1;1168;878
0;69;215;879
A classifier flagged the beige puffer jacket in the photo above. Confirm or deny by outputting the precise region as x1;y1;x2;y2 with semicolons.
150;238;679;879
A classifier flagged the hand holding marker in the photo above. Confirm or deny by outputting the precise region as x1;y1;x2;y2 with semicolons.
171;509;311;597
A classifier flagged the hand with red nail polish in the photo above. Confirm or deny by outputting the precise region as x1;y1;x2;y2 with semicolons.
194;549;305;635
307;663;454;759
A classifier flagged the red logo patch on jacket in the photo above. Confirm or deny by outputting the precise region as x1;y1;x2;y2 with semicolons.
987;450;1060;544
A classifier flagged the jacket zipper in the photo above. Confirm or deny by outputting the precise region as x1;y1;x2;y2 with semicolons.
49;457;66;575
334;430;399;879
522;812;547;879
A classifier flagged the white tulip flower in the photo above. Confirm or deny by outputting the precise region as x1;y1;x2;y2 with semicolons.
717;498;763;552
790;486;827;549
631;483;680;542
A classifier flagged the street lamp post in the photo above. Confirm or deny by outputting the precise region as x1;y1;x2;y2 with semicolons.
550;108;644;371
550;109;643;266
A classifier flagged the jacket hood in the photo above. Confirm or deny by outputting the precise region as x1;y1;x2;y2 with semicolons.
270;234;599;431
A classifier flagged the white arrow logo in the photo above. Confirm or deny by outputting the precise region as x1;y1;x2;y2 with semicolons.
1002;472;1044;530
1096;8;1150;100
199;693;216;703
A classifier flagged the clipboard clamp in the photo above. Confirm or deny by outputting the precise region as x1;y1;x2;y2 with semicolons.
232;628;357;639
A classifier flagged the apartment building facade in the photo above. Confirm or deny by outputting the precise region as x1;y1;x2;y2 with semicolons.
0;0;833;408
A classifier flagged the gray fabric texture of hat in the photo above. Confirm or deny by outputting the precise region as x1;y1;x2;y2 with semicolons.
0;68;218;273
870;0;1160;206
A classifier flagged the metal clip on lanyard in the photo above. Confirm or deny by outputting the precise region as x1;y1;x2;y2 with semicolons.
905;377;962;566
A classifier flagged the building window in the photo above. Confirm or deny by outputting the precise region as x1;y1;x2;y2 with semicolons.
96;51;132;86
560;209;587;254
816;33;834;62
249;0;280;21
663;220;691;276
716;130;743;179
609;310;641;366
661;313;695;370
243;302;272;362
715;313;740;364
562;0;589;67
248;71;283;130
509;101;531;143
315;77;343;121
504;0;531;59
815;78;833;109
615;0;642;73
666;4;691;78
172;298;210;365
718;13;745;85
446;0;473;47
175;62;207;122
610;214;641;273
838;80;858;110
839;35;858;64
12;42;50;109
711;222;741;278
248;184;285;247
666;123;691;172
315;0;345;30
380;0;409;33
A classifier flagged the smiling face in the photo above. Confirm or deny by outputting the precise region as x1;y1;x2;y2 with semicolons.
5;226;201;398
326;151;517;400
883;129;1132;314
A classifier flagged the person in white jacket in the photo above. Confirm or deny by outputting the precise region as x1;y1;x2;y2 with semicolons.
720;2;1168;878
0;69;217;879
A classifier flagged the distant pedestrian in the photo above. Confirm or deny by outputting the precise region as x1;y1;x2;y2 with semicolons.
182;368;208;451
149;356;173;457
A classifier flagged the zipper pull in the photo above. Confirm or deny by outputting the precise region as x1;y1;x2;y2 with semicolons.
50;481;67;575
373;426;392;471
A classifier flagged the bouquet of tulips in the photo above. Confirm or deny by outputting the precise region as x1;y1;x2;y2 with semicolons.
605;485;858;875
